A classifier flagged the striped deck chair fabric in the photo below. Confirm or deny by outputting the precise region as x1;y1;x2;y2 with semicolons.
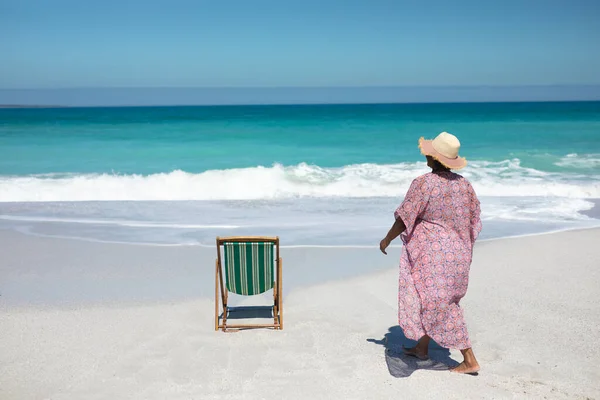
223;242;274;296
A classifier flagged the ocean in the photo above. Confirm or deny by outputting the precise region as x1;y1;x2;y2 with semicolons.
1;101;599;246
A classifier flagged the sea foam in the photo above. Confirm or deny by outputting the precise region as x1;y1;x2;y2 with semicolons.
0;159;598;202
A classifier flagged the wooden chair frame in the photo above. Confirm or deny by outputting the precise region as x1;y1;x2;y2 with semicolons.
215;236;283;332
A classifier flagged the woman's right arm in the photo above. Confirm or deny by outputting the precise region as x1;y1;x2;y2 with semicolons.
379;217;406;255
380;177;428;254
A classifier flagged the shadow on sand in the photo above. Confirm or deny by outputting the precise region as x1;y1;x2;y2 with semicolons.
367;326;459;378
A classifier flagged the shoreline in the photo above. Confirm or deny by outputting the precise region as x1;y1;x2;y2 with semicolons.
1;221;599;249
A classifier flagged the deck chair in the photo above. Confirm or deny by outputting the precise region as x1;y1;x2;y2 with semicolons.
215;236;283;332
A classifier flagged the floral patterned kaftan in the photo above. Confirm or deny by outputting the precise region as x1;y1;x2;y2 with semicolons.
394;171;482;350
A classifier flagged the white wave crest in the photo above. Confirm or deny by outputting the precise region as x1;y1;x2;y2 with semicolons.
555;153;600;169
482;197;595;222
0;160;598;202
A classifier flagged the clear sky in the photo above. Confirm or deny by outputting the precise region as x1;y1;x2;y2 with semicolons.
2;0;599;89
1;0;599;105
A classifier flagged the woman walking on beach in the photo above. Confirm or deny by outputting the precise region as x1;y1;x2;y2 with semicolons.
379;132;482;374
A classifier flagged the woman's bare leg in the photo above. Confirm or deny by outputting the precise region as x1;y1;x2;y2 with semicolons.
450;348;480;374
403;335;431;359
415;335;431;355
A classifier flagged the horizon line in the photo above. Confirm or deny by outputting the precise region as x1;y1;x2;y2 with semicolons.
2;99;600;110
2;85;598;107
2;84;600;91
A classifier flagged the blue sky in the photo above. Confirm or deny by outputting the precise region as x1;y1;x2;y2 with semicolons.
0;0;599;104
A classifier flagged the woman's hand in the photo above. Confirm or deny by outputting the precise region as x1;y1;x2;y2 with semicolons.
379;238;390;255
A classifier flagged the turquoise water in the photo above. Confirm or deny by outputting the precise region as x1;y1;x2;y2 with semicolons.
0;101;599;245
1;102;600;175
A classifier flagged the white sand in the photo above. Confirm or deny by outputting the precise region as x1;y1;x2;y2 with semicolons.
1;229;599;399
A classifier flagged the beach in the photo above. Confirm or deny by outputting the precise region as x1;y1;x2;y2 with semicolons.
1;228;599;400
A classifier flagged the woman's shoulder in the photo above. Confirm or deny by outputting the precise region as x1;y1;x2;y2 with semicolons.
412;172;434;187
440;170;470;183
419;171;458;183
413;171;473;188
451;173;478;195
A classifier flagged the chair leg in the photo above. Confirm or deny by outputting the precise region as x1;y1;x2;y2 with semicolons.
273;280;278;328
278;257;283;330
215;260;218;331
222;291;228;332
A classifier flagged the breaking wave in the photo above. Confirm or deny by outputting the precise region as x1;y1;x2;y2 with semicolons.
0;159;598;202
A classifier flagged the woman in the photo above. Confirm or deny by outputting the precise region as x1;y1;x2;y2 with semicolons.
379;132;482;375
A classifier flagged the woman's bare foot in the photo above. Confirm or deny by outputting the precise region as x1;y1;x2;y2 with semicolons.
402;335;431;360
450;347;480;375
450;361;480;375
402;346;429;360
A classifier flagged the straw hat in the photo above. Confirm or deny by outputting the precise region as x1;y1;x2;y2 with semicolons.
418;132;467;170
